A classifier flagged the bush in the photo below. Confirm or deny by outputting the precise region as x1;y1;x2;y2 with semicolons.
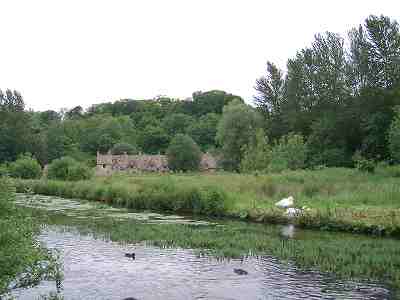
47;157;92;181
269;133;307;172
167;134;202;172
111;142;137;155
0;177;59;294
353;151;376;173
8;154;42;179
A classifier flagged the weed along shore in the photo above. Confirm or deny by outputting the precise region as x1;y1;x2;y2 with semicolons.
10;193;400;299
13;167;400;237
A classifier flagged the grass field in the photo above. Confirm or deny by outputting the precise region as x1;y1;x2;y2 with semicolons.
14;166;400;236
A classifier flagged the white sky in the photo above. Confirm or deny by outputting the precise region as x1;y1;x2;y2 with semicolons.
1;0;399;112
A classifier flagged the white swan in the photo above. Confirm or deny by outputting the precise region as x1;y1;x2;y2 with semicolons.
275;196;294;208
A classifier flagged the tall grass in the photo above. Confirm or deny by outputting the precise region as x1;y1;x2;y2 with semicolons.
15;175;231;217
14;166;400;237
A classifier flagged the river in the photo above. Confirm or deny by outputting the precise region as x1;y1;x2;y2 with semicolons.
6;194;396;300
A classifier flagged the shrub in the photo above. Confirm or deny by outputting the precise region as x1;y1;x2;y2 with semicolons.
111;142;137;155
47;157;92;181
8;154;42;179
0;177;59;294
67;164;93;181
269;133;307;172
353;151;376;173
167;134;202;172
200;186;229;216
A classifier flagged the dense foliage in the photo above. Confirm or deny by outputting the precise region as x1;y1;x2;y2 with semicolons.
240;129;271;173
0;90;241;167
166;134;202;171
254;15;400;168
388;106;400;163
111;142;137;155
216;99;262;170
47;157;92;181
0;178;59;294
0;15;399;174
8;154;42;179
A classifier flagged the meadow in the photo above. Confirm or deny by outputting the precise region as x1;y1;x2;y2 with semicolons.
14;165;400;237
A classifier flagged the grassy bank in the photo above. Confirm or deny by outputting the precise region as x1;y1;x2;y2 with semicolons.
0;178;61;295
14;166;400;237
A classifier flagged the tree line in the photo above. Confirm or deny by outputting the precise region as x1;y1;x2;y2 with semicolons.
0;89;242;166
1;14;400;173
254;15;400;167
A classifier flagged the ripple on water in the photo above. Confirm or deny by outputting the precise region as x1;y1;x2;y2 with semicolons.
8;227;392;300
10;194;394;300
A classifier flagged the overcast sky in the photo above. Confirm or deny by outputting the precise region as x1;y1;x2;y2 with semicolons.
1;0;399;112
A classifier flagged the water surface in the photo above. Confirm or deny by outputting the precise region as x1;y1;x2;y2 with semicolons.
7;194;396;300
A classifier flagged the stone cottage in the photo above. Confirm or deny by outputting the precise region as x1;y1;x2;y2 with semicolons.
96;151;217;175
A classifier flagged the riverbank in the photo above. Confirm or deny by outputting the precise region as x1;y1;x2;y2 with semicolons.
13;167;400;237
0;178;60;295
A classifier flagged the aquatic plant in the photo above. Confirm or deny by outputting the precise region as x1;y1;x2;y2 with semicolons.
13;167;400;237
32;206;400;295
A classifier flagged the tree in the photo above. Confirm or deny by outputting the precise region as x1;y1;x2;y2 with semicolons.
347;15;400;92
161;113;194;137
254;62;285;117
45;123;76;162
166;134;202;171
240;129;271;173
269;133;307;172
111;142;137;155
364;15;400;89
216;99;262;170
306;116;350;167
47;156;92;181
8;154;42;179
187;113;220;151
0;89;33;163
138;125;170;154
389;106;400;163
185;90;244;116
65;106;84;120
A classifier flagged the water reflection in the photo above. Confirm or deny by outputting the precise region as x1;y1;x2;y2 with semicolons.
280;224;296;239
9;194;395;300
10;227;391;300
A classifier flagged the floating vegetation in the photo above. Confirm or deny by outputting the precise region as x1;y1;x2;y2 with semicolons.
13;193;400;298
